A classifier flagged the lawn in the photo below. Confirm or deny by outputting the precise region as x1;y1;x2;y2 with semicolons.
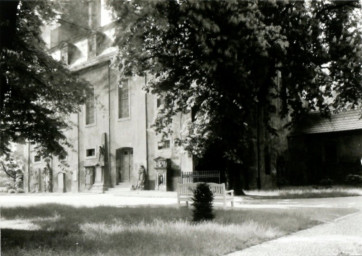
1;204;356;256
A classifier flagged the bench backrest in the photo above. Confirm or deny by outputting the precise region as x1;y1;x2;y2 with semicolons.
177;183;226;196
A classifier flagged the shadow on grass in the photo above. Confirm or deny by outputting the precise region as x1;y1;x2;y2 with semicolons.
1;229;74;249
1;204;357;256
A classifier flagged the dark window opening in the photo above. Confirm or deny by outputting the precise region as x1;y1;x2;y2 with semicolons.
157;98;162;108
86;148;95;157
158;140;170;150
85;87;95;125
118;80;129;118
34;155;41;162
59;153;67;160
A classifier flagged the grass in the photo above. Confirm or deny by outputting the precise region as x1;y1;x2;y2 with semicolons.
245;186;362;199
1;204;357;256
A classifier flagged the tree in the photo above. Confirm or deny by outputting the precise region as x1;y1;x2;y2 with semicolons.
109;0;362;188
0;1;90;156
0;155;24;192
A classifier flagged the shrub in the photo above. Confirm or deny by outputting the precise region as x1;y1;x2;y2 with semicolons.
8;188;16;194
192;183;214;222
319;178;333;188
276;177;289;188
345;174;362;186
16;188;25;193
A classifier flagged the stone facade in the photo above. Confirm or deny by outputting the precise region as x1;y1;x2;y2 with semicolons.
23;1;193;193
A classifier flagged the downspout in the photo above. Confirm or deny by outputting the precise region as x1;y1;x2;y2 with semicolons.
256;102;261;190
108;62;111;188
27;142;30;192
77;112;80;192
145;74;149;187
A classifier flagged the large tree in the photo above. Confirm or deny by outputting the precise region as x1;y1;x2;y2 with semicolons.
109;0;361;172
0;1;89;156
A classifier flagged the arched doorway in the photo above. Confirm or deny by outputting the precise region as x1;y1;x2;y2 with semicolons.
116;147;133;183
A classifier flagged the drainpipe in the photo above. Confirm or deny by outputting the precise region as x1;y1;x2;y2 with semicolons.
256;102;262;190
108;62;111;188
145;74;149;186
27;142;30;192
77;112;80;192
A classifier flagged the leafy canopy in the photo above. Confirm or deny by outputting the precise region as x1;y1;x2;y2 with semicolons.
110;0;361;162
0;1;90;156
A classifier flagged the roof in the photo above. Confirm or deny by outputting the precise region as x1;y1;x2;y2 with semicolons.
295;110;362;134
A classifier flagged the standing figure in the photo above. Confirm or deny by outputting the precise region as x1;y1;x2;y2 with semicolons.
136;165;146;190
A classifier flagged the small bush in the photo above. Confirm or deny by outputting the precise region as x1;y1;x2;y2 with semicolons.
345;174;362;186
276;177;289;188
7;189;16;194
16;188;25;193
319;178;333;188
192;183;214;222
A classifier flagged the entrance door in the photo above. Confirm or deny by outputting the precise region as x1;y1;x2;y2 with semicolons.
116;148;133;182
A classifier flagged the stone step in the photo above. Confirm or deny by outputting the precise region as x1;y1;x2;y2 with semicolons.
89;183;109;194
106;183;132;193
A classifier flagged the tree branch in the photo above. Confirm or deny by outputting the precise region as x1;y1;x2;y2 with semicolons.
316;1;358;19
0;160;16;179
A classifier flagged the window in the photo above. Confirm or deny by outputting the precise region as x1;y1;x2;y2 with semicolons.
86;148;95;158
59;152;67;161
34;155;41;162
85;87;95;125
118;80;129;119
158;139;170;150
156;97;163;108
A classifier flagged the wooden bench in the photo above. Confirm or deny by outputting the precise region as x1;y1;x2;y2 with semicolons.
177;183;234;208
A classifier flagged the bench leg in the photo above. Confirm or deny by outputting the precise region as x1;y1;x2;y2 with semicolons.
231;201;234;207
186;200;189;208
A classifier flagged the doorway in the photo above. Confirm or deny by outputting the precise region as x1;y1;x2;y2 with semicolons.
116;147;133;183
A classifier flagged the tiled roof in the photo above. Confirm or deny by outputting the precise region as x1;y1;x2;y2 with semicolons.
296;110;362;134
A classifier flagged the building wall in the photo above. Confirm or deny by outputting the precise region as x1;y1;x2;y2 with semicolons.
25;61;193;192
288;130;362;185
24;0;193;193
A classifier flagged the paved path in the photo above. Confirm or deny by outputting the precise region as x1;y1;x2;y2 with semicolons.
227;197;362;256
0;192;178;208
0;192;361;209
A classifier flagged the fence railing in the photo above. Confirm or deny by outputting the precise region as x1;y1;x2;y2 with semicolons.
180;170;221;184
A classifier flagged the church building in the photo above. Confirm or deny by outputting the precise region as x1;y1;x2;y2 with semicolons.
23;0;193;193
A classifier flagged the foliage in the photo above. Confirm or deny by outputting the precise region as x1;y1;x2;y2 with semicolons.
109;0;362;164
0;1;90;156
0;155;23;192
345;174;362;186
192;183;214;222
319;178;334;188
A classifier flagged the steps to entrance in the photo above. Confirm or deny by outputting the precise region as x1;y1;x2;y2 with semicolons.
106;183;132;194
106;183;177;198
88;183;109;194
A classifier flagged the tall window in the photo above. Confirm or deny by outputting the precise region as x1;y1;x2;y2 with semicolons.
85;87;95;125
118;80;129;119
